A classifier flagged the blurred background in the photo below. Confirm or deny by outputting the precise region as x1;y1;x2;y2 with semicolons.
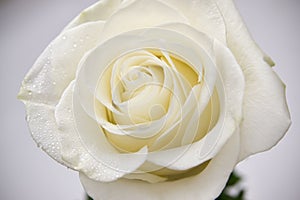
0;0;299;199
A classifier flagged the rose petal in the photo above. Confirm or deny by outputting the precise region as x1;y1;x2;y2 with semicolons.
18;21;105;105
80;128;240;200
55;81;148;182
17;21;105;163
157;0;226;43
64;0;124;30
100;0;189;41
110;51;172;124
159;23;214;60
214;0;291;160
124;171;167;183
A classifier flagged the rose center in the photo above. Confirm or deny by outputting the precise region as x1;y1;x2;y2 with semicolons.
94;49;219;153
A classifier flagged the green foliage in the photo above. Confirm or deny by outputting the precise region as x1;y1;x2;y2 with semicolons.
86;195;93;200
216;171;245;200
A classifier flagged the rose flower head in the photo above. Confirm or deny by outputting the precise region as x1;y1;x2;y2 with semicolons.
18;0;291;199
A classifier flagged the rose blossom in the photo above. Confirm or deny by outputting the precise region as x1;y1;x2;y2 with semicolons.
18;0;291;199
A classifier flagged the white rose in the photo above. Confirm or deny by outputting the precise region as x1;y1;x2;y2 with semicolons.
18;0;291;199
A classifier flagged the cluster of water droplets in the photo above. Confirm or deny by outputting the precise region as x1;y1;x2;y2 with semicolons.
62;34;90;53
24;33;91;104
26;107;61;161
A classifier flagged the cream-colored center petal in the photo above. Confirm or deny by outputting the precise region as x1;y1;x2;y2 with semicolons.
93;49;219;153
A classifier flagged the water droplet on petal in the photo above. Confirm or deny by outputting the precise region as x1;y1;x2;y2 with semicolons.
25;115;30;121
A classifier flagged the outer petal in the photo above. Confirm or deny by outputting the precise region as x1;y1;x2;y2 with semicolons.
55;82;148;182
100;0;189;41
17;21;105;163
214;0;291;160
64;0;123;30
80;129;240;200
157;0;227;43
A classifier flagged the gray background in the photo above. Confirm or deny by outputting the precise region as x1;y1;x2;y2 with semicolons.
0;0;299;199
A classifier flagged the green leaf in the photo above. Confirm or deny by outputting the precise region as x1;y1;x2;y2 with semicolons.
216;171;245;200
226;171;241;187
86;195;93;200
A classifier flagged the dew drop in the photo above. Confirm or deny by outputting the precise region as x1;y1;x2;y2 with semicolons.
62;35;67;40
25;115;30;121
73;43;77;48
